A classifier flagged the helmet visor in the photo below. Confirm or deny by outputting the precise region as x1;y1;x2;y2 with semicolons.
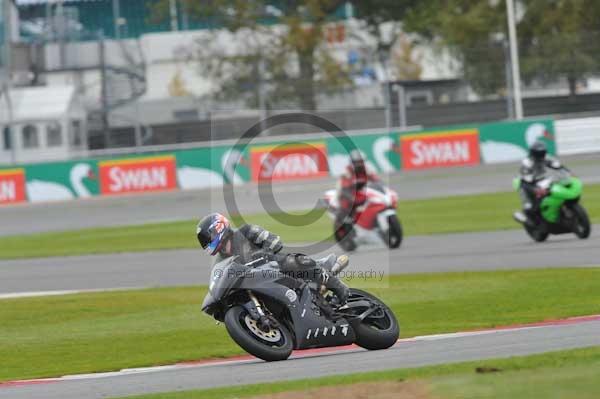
206;236;220;255
197;228;212;249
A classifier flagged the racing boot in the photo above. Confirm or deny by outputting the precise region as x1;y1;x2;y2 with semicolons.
514;202;537;228
513;211;527;224
319;270;349;304
331;254;349;276
514;210;537;228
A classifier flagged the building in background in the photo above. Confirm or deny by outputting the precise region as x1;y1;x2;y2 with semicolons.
0;85;87;164
1;0;599;164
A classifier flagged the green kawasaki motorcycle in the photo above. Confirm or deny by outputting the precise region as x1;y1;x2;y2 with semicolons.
513;169;591;242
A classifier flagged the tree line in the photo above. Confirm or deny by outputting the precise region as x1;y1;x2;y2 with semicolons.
151;0;600;108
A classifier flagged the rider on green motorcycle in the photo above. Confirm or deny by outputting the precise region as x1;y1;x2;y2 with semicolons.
514;141;568;226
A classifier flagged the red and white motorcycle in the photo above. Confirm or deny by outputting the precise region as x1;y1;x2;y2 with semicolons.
322;181;403;251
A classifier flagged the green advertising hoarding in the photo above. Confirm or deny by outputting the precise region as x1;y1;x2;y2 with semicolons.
175;145;250;189
24;160;99;202
479;119;556;164
0;118;558;205
325;132;400;176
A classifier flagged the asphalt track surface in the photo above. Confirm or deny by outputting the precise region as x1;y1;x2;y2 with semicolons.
1;226;599;295
1;318;599;399
1;155;599;236
1;155;599;295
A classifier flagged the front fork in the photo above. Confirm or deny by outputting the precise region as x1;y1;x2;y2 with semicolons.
376;208;396;232
561;205;579;229
246;291;279;331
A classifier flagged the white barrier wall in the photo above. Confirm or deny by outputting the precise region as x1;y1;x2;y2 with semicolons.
555;117;600;155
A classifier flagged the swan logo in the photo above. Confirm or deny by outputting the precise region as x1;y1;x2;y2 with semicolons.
0;169;26;204
479;120;555;164
401;130;480;170
99;156;177;195
251;143;329;182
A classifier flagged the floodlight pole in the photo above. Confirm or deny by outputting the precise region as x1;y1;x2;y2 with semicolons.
506;0;523;119
3;0;16;163
169;0;179;31
378;48;391;129
112;0;121;39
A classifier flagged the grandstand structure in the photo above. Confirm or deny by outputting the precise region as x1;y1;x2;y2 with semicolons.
10;0;155;153
6;0;359;154
16;0;351;40
17;0;169;41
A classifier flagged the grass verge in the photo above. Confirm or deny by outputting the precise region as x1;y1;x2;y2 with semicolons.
1;184;599;260
117;346;600;399
1;267;599;382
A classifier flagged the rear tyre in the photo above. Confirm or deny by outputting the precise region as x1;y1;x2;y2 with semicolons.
384;215;403;249
334;224;357;252
524;223;549;242
571;203;591;239
349;289;399;350
224;306;293;361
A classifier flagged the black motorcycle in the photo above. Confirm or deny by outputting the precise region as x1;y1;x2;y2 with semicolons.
202;254;399;361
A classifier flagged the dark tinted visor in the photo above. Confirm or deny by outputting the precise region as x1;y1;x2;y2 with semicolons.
197;229;212;249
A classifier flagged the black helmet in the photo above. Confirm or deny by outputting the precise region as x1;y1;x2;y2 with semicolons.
529;141;547;162
196;213;232;255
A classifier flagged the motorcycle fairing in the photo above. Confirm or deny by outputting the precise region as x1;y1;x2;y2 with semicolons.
289;285;356;349
202;259;356;349
202;259;302;317
541;177;583;223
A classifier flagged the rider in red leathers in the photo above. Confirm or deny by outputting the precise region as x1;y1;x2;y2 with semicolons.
334;150;381;242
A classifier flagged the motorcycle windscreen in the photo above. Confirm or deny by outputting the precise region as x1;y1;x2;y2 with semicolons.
201;291;218;313
205;257;247;305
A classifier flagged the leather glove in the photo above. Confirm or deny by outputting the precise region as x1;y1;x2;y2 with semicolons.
265;234;283;253
249;226;283;253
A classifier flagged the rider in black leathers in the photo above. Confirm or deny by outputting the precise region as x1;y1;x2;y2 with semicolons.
197;213;349;303
514;141;567;226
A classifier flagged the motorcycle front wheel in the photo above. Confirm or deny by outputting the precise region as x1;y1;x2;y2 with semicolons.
524;223;549;242
224;305;293;361
384;215;403;249
571;203;591;239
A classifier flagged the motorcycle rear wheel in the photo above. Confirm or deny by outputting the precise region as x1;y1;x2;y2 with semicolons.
224;305;293;361
349;289;400;350
334;223;357;252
